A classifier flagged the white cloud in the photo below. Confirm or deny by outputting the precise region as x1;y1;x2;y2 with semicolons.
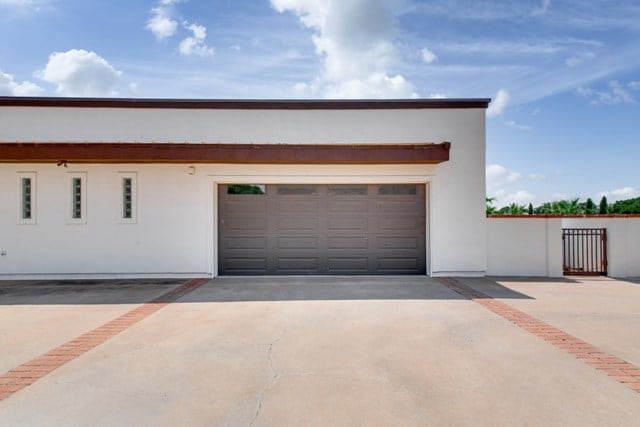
420;47;437;64
528;173;547;181
0;69;43;95
487;89;509;117
576;80;636;105
596;187;640;202
38;49;122;96
486;164;541;206
487;164;521;186
179;22;214;57
324;73;415;98
565;51;595;67
147;4;178;40
428;93;447;99
271;0;417;98
504;120;532;131
575;86;592;97
531;0;551;17
0;0;42;6
490;189;536;206
505;190;536;205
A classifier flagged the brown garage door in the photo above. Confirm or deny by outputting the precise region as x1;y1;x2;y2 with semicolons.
218;184;426;275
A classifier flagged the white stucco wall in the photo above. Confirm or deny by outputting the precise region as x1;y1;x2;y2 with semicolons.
486;218;563;277
0;105;487;278
487;217;640;278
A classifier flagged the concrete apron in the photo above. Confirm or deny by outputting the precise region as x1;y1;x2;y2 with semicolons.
0;276;639;426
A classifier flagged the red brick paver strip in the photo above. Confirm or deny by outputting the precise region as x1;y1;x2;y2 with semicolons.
0;278;208;402
437;277;640;394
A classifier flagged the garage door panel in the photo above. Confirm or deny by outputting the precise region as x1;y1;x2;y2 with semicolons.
277;217;318;231
328;217;367;231
225;217;268;231
224;199;268;214
225;257;267;271
378;216;422;231
328;200;368;212
277;200;318;213
328;257;369;272
224;236;267;250
328;236;369;249
378;257;422;271
379;200;423;213
277;236;318;249
276;257;318;271
378;236;421;250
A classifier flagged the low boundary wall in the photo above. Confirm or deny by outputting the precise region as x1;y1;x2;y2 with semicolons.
487;216;640;278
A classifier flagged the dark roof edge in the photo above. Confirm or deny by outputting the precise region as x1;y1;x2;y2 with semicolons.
0;96;491;110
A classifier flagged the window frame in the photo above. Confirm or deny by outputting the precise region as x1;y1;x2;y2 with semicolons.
17;172;37;225
67;172;87;224
118;172;137;223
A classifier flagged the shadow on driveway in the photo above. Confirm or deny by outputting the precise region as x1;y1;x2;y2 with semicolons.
0;276;535;305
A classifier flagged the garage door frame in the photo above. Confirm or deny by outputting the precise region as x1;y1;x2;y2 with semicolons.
207;174;432;277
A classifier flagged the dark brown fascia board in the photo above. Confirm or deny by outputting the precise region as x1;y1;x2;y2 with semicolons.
0;96;490;110
0;142;451;164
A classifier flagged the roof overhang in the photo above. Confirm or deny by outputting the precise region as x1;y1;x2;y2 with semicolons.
0;142;451;164
0;96;490;110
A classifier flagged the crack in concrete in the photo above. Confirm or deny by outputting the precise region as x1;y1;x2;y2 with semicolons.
249;339;279;427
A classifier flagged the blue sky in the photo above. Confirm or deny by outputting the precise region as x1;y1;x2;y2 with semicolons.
1;0;638;206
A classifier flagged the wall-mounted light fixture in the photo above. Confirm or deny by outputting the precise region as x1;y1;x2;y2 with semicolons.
57;160;68;168
187;166;196;175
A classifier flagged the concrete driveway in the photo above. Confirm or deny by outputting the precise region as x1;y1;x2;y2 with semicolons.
0;276;639;426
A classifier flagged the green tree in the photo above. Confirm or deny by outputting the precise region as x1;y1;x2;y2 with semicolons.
599;196;608;214
527;203;534;215
506;203;526;215
612;197;640;214
551;198;582;215
486;197;498;215
585;198;595;215
537;202;553;214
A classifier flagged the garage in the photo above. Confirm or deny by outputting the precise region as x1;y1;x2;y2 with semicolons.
218;184;426;275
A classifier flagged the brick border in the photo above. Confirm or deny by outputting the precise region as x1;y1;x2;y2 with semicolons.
437;277;640;393
0;278;208;401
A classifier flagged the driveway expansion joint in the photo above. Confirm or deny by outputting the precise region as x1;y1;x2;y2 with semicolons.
0;278;208;402
436;277;640;394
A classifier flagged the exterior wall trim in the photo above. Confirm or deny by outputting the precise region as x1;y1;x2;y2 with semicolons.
0;142;451;164
0;96;491;110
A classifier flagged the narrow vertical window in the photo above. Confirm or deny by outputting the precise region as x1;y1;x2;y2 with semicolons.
72;177;82;219
17;172;37;224
118;172;137;223
68;172;87;224
21;177;32;220
122;177;133;219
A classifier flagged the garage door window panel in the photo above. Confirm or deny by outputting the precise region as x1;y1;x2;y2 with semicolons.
378;184;417;195
277;185;317;196
328;185;367;196
227;184;266;195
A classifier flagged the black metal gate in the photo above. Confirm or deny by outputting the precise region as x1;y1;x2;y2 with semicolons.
562;228;607;275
